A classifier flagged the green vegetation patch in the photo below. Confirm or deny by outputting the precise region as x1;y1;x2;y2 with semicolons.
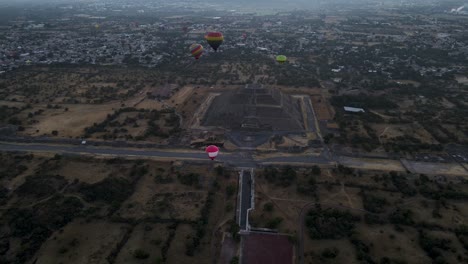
305;206;360;239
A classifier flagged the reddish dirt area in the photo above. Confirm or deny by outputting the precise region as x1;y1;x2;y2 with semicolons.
219;235;237;264
242;233;293;264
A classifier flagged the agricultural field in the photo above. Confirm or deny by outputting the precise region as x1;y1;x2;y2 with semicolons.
0;153;239;264
251;165;468;264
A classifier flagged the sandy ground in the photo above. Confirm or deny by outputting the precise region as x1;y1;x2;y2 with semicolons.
171;85;195;106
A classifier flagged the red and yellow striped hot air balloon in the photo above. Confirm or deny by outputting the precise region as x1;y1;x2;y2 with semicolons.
204;32;224;51
190;43;204;60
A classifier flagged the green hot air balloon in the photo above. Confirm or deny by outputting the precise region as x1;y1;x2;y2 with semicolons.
276;55;287;64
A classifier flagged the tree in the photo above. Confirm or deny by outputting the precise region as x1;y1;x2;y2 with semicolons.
266;217;283;229
311;165;321;175
215;166;225;176
226;184;236;197
230;256;239;264
263;202;274;212
133;249;149;259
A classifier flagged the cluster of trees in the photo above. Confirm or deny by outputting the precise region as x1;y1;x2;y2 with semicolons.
455;225;468;250
418;231;453;261
185;191;214;256
0;155;30;180
360;191;388;214
84;107;180;140
384;137;443;153
78;176;133;213
305;205;360;239
262;166;296;187
419;183;468;201
16;174;67;198
5;195;83;263
389;208;415;226
84;107;144;136
390;172;417;196
297;169;318;197
161;223;178;263
350;237;375;264
177;172;200;187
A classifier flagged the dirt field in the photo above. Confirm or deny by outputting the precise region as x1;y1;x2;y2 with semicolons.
338;156;407;172
115;223;170;264
310;95;334;120
0;153;239;264
392;79;421;87
401;197;467;229
372;123;435;144
20;103;118;137
354;224;430;263
32;220;130;264
304;238;358;264
54;158;125;184
166;224;195;264
242;233;294;264
403;160;468;177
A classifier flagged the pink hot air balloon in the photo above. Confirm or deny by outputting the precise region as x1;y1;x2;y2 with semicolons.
205;145;219;160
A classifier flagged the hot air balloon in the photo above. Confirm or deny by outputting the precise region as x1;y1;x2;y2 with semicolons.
190;44;204;60
205;32;224;51
276;55;287;64
206;145;219;160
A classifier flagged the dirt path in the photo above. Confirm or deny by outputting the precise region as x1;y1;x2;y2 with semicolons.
341;182;354;209
190;93;220;129
0;183;82;210
378;126;389;144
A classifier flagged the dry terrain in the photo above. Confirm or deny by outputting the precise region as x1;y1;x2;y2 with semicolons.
0;153;239;264
252;166;468;264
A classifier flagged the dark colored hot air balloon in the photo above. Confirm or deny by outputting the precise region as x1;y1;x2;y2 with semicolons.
190;44;204;60
206;145;219;160
205;32;224;51
276;55;287;64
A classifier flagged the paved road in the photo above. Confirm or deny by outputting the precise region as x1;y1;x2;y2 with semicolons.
0;142;332;167
0;142;238;162
239;170;253;230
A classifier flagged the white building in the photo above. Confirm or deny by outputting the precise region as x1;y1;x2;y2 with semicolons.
344;106;365;113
